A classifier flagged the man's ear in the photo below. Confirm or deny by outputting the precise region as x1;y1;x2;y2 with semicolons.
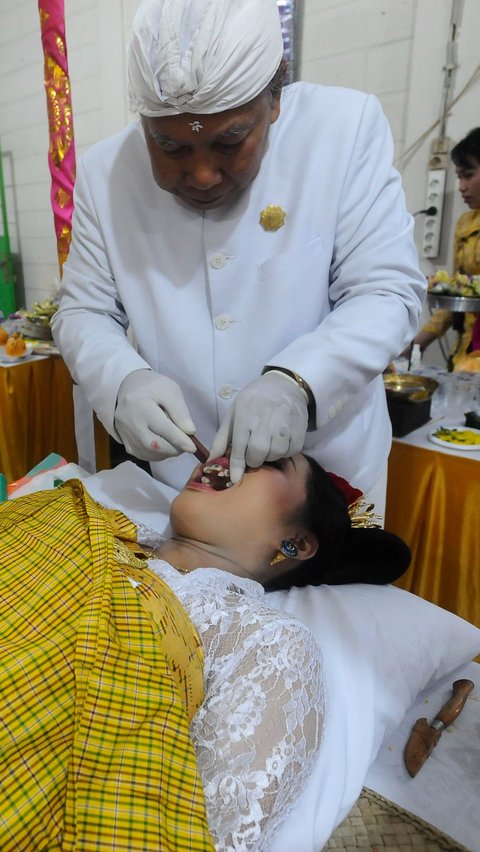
294;532;319;562
269;94;281;124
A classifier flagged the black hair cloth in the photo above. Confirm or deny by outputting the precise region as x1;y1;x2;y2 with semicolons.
318;528;411;586
264;528;410;591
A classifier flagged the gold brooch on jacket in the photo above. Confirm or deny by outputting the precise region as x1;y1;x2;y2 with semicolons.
259;205;286;231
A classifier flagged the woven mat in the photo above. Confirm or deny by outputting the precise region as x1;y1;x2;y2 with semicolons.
326;787;469;851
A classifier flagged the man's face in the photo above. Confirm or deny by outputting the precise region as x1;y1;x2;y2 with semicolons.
141;92;280;211
455;159;480;210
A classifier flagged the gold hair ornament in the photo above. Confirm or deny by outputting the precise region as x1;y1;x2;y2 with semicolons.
348;496;382;529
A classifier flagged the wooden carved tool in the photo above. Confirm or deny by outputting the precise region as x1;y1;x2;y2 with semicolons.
404;679;474;777
191;435;210;463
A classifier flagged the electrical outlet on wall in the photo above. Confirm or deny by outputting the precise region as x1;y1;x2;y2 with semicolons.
421;138;450;259
421;169;447;257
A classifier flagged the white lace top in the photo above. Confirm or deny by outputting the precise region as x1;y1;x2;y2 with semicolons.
141;545;325;852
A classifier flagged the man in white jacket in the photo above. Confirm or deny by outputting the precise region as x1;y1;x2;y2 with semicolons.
52;0;426;506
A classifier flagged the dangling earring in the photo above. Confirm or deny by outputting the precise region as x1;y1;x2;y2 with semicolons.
270;539;299;566
280;539;299;558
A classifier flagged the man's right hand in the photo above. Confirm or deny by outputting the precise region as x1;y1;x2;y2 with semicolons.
114;370;197;460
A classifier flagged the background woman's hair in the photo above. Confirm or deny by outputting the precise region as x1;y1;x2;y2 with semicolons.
451;128;480;169
265;454;410;591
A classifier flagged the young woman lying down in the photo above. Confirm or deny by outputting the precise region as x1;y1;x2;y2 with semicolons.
0;452;409;851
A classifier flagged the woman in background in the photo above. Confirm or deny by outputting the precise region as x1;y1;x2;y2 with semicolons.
412;128;480;370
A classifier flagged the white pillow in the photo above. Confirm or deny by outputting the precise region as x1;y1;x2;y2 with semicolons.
266;583;480;852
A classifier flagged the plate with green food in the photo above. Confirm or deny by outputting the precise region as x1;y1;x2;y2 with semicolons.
428;424;480;450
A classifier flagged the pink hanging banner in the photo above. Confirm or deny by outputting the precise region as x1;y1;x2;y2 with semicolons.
38;0;76;272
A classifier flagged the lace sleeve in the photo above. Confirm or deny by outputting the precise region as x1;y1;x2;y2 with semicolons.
189;595;325;852
135;522;166;550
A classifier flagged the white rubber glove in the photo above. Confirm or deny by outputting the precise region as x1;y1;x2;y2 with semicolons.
114;369;197;460
209;371;309;484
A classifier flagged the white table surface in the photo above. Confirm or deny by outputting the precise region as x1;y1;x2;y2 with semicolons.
395;414;480;460
393;366;480;461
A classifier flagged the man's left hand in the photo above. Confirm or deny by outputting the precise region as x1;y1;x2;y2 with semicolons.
209;372;309;484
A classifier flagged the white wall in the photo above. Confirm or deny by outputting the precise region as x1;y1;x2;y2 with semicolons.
301;0;480;365
1;0;479;363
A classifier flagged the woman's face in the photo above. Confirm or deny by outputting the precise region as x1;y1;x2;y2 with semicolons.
170;453;312;568
455;158;480;209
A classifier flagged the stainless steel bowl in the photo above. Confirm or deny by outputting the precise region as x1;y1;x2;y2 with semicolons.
427;293;480;313
383;373;439;403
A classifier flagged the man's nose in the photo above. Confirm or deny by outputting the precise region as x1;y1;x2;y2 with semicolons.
185;152;222;189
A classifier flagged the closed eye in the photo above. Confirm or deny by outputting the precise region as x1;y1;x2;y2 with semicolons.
214;139;245;153
157;143;186;156
263;459;286;471
264;457;297;472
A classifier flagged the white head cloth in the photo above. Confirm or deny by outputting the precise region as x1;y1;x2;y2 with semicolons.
127;0;284;116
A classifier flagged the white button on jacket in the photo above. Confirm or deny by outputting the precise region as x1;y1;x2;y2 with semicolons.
210;253;227;269
214;315;231;331
218;385;234;399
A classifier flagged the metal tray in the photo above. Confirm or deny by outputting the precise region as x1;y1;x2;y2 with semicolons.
21;319;54;340
427;293;480;312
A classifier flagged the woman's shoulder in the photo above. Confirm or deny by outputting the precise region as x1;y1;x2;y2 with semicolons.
455;208;480;238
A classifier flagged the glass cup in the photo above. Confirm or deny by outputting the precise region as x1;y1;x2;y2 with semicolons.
430;378;449;418
443;374;478;419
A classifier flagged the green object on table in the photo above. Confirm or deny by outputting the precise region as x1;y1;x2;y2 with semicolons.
24;452;65;477
0;472;7;503
0;143;16;316
464;410;480;429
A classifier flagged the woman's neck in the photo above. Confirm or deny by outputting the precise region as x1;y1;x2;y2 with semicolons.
154;537;248;578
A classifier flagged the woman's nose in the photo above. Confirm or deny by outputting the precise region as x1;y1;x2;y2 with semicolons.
185;152;222;189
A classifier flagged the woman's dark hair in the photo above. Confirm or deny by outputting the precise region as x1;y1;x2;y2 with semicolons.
451;128;480;170
264;454;410;591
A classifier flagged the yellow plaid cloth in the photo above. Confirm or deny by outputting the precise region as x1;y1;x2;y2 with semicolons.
0;480;214;851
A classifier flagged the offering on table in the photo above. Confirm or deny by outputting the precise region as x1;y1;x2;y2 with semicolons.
0;326;9;345
430;425;480;447
5;332;27;357
455;351;480;372
20;298;58;340
428;270;480;298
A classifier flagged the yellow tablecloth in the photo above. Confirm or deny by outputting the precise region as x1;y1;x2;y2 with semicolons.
0;356;111;483
386;441;480;627
0;356;79;483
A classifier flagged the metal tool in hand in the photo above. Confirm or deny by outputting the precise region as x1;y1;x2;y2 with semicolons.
403;679;474;777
